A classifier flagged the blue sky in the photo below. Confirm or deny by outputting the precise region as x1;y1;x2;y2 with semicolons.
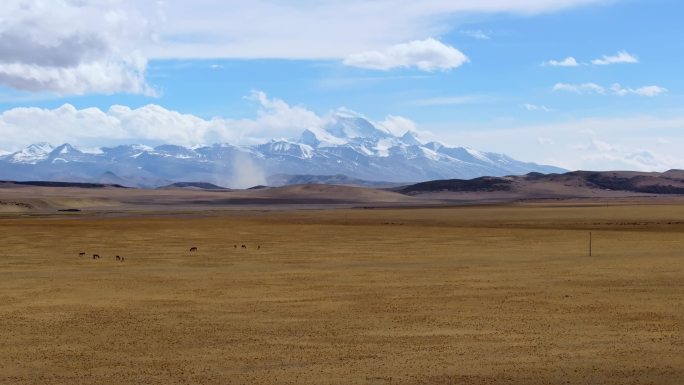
0;0;682;171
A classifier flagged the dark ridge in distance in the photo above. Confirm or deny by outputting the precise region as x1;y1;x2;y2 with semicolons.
160;182;229;190
267;173;405;188
0;180;127;189
396;170;684;195
397;176;513;194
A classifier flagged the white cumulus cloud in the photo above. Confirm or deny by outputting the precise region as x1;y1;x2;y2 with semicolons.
543;57;580;67
343;38;469;71
0;91;434;151
0;0;609;94
0;92;324;150
611;83;668;97
0;0;154;95
591;50;639;65
633;86;668;97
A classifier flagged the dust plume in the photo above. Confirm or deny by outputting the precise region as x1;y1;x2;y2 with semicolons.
226;152;266;189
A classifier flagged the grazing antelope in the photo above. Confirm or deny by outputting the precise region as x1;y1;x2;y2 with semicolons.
121;257;125;262
116;255;120;261
257;245;261;250
189;247;198;252
79;252;86;257
93;254;100;259
241;245;246;249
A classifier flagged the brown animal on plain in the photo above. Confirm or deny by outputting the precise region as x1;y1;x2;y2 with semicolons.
116;255;120;261
257;245;261;250
241;245;246;249
93;254;99;259
190;247;198;252
234;245;237;248
121;257;125;262
79;252;86;257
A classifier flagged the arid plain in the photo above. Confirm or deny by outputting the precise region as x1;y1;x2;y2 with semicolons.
1;187;684;384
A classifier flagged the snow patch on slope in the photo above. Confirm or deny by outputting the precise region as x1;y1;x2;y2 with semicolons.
7;143;54;164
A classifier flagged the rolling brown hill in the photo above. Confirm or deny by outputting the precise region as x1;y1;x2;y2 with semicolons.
3;170;684;213
396;170;684;201
0;182;418;213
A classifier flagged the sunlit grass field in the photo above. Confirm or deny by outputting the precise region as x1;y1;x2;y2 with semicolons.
1;204;683;384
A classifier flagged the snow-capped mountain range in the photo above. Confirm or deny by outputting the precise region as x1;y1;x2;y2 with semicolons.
0;112;565;188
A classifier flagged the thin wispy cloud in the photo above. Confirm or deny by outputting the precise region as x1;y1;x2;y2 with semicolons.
523;104;553;112
146;0;608;59
554;82;667;97
411;96;483;106
572;138;676;171
591;50;639;65
553;82;606;94
611;83;668;97
440;115;684;172
543;51;640;67
460;30;491;40
317;75;429;90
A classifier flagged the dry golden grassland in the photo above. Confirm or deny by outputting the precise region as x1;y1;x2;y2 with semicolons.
1;203;684;384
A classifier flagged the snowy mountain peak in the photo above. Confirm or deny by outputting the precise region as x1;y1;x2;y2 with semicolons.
400;131;423;146
299;129;320;147
100;144;156;159
465;147;492;163
298;127;347;148
257;140;315;159
46;143;87;164
153;144;201;159
424;142;444;151
323;113;393;140
1;134;566;187
131;144;155;152
7;142;54;164
51;143;79;155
